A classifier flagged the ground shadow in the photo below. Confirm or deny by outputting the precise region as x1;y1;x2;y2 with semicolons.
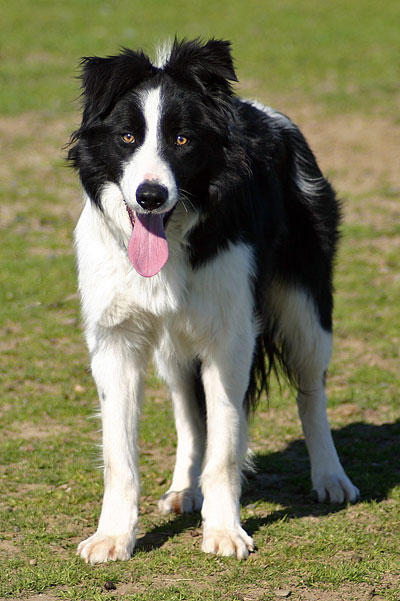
243;420;400;536
136;513;201;552
137;420;400;551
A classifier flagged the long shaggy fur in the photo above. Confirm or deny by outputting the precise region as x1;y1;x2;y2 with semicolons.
68;38;358;564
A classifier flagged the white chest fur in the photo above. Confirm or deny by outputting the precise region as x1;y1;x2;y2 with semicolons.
75;197;256;360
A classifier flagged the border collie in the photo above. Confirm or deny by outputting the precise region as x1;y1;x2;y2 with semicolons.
68;38;359;563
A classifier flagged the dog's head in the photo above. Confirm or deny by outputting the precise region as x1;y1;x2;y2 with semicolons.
69;39;244;276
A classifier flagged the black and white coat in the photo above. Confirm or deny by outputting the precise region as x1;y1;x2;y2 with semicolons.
69;39;359;563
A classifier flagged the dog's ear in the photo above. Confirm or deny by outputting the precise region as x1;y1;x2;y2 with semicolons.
78;49;155;126
165;38;238;95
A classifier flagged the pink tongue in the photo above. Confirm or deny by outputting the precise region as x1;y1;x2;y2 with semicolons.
128;213;169;277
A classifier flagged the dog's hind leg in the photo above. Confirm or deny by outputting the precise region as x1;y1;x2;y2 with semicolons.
155;355;205;515
272;284;360;504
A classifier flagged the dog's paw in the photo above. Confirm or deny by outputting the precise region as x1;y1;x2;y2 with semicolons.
202;526;254;560
77;532;134;564
312;472;360;504
158;488;203;515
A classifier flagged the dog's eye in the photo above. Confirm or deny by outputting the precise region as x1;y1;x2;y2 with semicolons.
122;133;136;144
175;135;188;146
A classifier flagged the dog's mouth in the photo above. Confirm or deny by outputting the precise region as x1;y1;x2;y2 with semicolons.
124;202;175;278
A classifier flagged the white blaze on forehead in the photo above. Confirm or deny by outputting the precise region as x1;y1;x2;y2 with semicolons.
120;86;178;211
141;86;162;178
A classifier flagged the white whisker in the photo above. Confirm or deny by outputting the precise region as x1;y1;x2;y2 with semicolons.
179;189;196;212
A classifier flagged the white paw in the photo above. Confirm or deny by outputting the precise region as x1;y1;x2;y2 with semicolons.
202;526;254;560
312;471;360;504
158;488;203;515
77;532;135;564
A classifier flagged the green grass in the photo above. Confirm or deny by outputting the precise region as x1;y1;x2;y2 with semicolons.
1;0;399;115
1;1;400;600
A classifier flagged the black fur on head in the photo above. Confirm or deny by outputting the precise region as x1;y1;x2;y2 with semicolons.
76;50;157;128
68;38;246;195
163;38;240;154
72;38;237;133
164;38;238;96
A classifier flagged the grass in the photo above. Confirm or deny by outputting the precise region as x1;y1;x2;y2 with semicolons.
1;1;400;600
1;0;399;115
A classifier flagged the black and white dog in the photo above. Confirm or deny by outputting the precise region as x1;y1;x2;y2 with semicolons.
68;38;359;563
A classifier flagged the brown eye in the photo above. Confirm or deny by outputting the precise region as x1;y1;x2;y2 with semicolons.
176;135;188;146
122;133;135;144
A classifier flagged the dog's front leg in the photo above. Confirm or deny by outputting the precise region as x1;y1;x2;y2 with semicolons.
200;337;255;560
77;327;146;564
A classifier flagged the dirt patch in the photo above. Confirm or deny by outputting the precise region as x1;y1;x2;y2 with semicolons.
293;583;379;601
305;117;400;232
115;574;269;599
0;112;75;174
113;577;390;601
0;112;81;229
290;108;399;197
336;335;398;373
0;537;21;556
116;574;205;597
5;420;72;440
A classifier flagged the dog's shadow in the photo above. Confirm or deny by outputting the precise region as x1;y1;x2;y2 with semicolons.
136;421;400;553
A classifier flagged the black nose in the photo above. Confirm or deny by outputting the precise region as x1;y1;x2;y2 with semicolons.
136;182;168;211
